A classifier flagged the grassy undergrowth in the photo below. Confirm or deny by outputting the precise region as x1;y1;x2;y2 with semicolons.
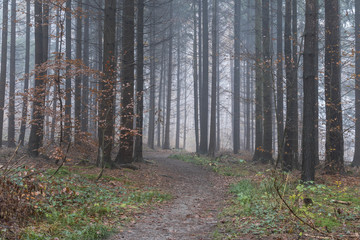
171;153;360;239
1;166;171;240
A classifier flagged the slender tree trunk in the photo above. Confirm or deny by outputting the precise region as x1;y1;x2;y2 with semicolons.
283;0;298;171
233;0;241;154
64;0;72;143
276;0;284;158
19;0;31;146
324;0;344;174
0;0;9;147
28;0;45;156
50;8;60;143
353;0;360;166
262;0;273;163
193;0;200;153
134;0;144;162
183;45;188;149
97;0;116;166
157;43;165;147
163;1;173;150
147;0;156;149
75;0;83;144
208;0;218;157
252;0;263;162
216;10;220;152
82;0;90;133
7;0;16;147
199;0;209;154
302;0;318;182
116;0;135;163
175;27;181;149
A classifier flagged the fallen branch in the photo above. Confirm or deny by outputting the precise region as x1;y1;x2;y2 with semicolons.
330;200;351;205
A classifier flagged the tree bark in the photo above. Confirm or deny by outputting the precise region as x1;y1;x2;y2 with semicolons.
7;0;16;148
208;0;218;157
193;0;200;153
302;0;318;182
64;0;72;143
233;0;241;154
175;27;181;149
75;0;83;144
116;0;135;163
354;0;360;167
134;0;144;163
0;0;9;147
199;0;209;154
97;0;116;166
324;0;344;173
19;0;31;146
163;1;174;150
82;0;90;133
28;0;45;156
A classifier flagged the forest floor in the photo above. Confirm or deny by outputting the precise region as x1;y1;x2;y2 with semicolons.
109;150;231;240
1;148;360;239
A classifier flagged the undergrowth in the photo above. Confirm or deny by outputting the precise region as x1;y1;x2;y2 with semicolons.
172;153;360;239
0;165;171;240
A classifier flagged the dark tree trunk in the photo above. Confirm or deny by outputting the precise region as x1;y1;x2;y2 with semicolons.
175;28;181;149
8;0;16;148
75;0;83;144
276;0;284;158
252;0;263;162
233;0;240;154
283;0;298;171
116;0;135;163
19;0;31;146
134;0;144;163
157;42;165;147
324;0;344;173
97;0;116;166
82;0;90;133
147;0;156;149
193;0;200;153
262;0;273;163
0;0;9;147
354;0;360;167
28;0;45;156
163;1;173;150
64;0;72;143
302;0;318;182
208;0;218;157
199;0;209;154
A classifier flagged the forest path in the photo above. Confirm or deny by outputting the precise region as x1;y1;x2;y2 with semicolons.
110;151;227;240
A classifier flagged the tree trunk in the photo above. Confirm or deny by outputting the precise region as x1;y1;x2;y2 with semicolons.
163;1;173;150
193;0;200;153
82;0;90;133
28;0;45;156
97;0;116;166
64;0;72;143
175;27;181;149
233;0;241;154
7;0;16;148
262;0;273;163
324;0;344;174
199;0;209;154
353;0;360;167
19;0;31;146
147;0;156;149
276;0;284;158
134;0;144;163
157;42;165;147
75;0;83;144
283;0;298;171
208;0;218;157
0;0;9;147
302;0;318;182
116;0;135;163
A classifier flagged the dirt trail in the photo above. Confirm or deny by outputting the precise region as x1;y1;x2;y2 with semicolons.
110;151;226;240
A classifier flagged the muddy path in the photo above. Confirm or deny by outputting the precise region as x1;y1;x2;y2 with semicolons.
109;151;227;240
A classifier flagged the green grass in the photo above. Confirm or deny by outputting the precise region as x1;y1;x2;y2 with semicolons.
1;166;171;240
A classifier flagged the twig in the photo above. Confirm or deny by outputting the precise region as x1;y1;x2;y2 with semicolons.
273;178;334;239
49;142;71;179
